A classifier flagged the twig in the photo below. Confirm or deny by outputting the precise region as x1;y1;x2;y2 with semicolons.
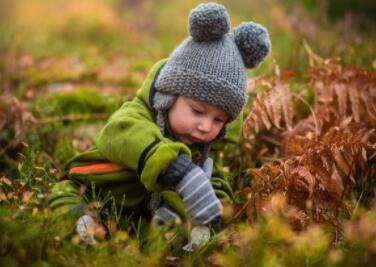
232;193;253;222
260;135;281;146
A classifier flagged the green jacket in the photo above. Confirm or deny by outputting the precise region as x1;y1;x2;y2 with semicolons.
49;59;243;220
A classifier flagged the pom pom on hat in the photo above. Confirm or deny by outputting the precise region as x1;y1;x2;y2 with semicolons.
188;3;230;42
233;22;272;68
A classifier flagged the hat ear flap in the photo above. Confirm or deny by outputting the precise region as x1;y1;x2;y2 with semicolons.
233;22;271;68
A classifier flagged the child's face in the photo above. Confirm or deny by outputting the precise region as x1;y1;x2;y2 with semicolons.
168;96;228;145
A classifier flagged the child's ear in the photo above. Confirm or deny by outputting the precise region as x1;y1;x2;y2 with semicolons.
233;22;272;68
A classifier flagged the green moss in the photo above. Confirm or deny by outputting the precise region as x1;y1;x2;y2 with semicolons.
22;67;82;88
32;87;121;117
120;73;144;90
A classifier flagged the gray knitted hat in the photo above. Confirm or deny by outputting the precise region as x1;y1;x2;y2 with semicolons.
154;2;271;122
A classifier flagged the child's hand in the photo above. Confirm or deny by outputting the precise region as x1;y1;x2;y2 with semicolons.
76;215;96;245
163;153;223;225
177;160;222;225
151;204;182;227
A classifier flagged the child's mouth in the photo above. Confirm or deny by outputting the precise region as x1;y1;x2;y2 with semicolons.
180;135;203;144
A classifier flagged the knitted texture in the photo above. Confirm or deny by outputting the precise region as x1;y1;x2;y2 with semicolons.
161;153;194;187
176;165;222;225
188;2;230;41
155;2;271;121
234;22;272;68
153;91;177;134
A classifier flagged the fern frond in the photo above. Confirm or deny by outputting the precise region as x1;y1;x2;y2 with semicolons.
243;69;295;137
242;125;375;229
307;64;376;131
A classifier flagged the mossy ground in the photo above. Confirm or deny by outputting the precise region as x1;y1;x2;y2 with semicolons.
1;0;375;266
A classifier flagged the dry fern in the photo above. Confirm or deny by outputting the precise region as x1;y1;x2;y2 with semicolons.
238;123;375;232
307;62;376;131
243;66;294;137
0;97;36;156
239;43;376;234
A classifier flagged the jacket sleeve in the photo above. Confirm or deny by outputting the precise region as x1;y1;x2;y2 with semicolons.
95;96;190;192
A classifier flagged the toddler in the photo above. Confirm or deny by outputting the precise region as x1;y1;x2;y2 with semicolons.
48;2;271;245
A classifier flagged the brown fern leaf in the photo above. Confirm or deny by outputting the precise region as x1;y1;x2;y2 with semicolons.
323;124;374;185
281;133;316;156
0;97;36;155
349;84;361;122
284;147;349;218
242;163;285;223
360;84;376;119
262;124;373;225
243;72;295;137
242;108;259;136
332;145;356;185
303;147;333;180
277;82;294;130
243;93;271;136
307;64;376;131
286;164;316;198
246;163;284;194
266;84;283;129
280;119;318;156
334;83;348;118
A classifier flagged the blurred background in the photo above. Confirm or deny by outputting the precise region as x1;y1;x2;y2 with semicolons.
1;0;375;76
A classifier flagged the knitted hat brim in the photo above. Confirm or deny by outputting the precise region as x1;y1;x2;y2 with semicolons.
155;66;247;121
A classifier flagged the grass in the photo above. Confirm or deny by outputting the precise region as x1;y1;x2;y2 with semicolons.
1;0;376;266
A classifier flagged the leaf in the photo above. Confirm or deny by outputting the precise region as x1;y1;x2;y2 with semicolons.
266;87;283;129
334;83;348;118
243;78;294;136
256;95;272;130
330;164;345;198
289;166;316;197
305;148;332;180
243;94;272;136
332;146;355;185
359;84;376;119
243;109;257;136
349;85;360;122
278;82;294;130
247;168;268;180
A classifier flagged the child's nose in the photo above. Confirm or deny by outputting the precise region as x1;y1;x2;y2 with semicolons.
197;118;212;133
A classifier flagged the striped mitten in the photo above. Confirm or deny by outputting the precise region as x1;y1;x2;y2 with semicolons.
176;164;222;225
162;153;222;226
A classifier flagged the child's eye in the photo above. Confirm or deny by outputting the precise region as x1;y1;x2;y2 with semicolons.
214;118;225;124
191;108;203;115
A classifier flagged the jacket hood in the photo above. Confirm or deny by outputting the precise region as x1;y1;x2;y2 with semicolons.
136;59;168;112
